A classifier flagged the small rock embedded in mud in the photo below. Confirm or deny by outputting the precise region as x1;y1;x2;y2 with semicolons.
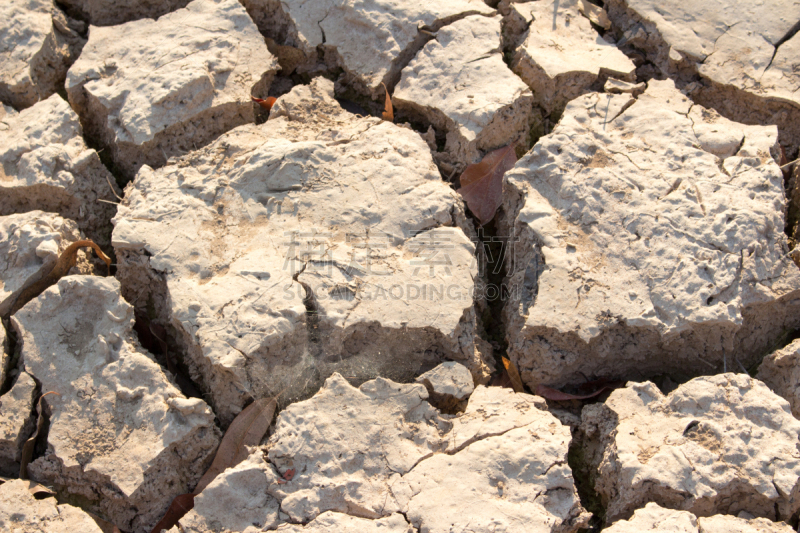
12;276;221;533
580;374;800;524
415;360;474;413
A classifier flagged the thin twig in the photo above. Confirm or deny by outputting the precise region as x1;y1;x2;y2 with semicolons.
104;171;123;201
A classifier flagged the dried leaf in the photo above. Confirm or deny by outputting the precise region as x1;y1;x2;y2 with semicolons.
252;96;277;111
501;357;525;393
20;391;60;479
488;367;512;389
4;240;111;318
282;468;295;481
193;397;276;494
579;0;611;30
457;145;517;225
0;476;56;497
535;384;613;401
149;493;195;533
380;82;393;122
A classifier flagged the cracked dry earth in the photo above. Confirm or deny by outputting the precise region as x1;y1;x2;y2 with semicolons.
1;0;800;532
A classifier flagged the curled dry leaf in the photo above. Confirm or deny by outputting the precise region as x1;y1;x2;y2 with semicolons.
20;391;60;479
457;145;517;226
252;96;277;111
502;357;525;393
381;82;393;122
3;239;111;318
0;476;56;497
535;383;621;401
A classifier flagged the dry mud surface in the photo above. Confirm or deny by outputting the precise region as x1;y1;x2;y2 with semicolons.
1;1;799;532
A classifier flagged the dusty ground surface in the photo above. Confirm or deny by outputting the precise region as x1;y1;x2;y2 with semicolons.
1;1;799;532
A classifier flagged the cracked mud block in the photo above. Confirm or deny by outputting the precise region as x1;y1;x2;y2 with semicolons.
66;0;277;181
275;512;415;533
580;375;800;524
265;373;588;532
0;371;36;477
247;0;494;97
501;79;800;391
445;385;548;452
0;0;85;110
697;514;797;533
176;451;282;532
393;15;535;172
58;0;192;26
0;478;104;533
393;406;590;532
265;373;451;522
757;338;800;418
11;276;221;533
415;361;473;413
509;0;635;116
0;211;83;318
112;78;489;426
605;0;800;153
1;95;120;247
175;447;415;533
604;502;796;532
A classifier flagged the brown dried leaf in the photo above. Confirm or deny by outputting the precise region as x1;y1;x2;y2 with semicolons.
457;145;517;225
252;96;277;111
193;397;276;494
501;357;525;393
535;384;612;401
149;493;195;533
381;82;393;122
20;391;60;479
4;240;111;318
